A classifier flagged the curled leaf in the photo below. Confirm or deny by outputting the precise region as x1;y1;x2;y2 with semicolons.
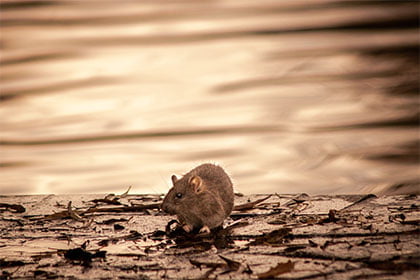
119;186;132;198
67;201;83;222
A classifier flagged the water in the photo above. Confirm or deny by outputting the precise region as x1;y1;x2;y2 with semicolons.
0;0;419;195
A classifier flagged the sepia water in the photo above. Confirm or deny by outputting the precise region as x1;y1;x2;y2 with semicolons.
0;0;419;195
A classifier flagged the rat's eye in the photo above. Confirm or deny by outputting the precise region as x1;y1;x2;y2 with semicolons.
175;193;183;199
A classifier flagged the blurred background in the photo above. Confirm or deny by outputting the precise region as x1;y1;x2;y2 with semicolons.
0;0;419;195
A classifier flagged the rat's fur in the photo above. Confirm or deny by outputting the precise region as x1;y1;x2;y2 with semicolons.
161;163;234;232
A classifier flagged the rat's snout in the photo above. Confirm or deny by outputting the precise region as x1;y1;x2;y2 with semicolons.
160;198;172;214
160;201;168;213
160;199;176;214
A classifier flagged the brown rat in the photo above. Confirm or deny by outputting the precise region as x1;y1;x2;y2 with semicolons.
161;163;234;233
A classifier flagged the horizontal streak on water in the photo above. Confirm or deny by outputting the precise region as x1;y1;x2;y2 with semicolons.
0;126;283;146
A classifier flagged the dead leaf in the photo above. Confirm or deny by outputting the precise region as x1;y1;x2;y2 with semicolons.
90;198;122;205
67;201;83;221
97;230;143;247
308;240;318;247
258;260;294;279
63;247;106;267
219;255;241;272
189;259;223;269
100;218;130;225
0;203;25;213
42;211;70;220
102;186;131;202
83;203;161;214
249;228;291;246
319;209;339;224
341;194;377;210
284;193;309;207
119;186;131;198
0;259;25;268
234;195;272;211
367;260;419;272
224;221;249;231
114;223;125;231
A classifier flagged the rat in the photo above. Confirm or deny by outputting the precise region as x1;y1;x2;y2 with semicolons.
161;163;234;233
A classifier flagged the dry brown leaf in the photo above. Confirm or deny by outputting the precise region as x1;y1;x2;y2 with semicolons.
249;228;292;246
67;201;83;221
234;195;272;211
258;260;294;279
0;203;25;213
218;255;241;272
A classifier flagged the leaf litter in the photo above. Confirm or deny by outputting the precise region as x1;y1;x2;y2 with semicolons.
0;192;418;279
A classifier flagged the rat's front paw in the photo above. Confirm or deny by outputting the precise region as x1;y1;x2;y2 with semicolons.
182;224;193;233
199;225;211;234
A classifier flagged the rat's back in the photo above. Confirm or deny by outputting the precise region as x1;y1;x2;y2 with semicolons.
188;163;234;217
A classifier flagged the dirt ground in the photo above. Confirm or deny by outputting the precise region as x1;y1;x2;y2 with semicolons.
0;192;419;279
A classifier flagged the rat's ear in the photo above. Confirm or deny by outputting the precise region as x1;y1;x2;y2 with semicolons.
189;175;204;194
171;175;178;185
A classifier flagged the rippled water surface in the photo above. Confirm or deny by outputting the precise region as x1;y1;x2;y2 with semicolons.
0;0;419;195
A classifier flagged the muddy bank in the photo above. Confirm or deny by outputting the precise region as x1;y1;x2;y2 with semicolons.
0;192;419;279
